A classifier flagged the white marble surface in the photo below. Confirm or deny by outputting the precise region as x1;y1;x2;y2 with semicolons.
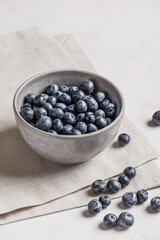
0;0;160;239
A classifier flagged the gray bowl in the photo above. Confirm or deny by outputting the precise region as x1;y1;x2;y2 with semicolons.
13;70;125;164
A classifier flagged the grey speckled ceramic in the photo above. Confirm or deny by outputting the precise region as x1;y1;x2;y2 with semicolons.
13;70;125;164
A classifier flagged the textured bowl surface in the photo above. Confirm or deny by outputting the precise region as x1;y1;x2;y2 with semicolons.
13;70;125;164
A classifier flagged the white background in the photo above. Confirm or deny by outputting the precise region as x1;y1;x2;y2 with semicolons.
0;0;160;239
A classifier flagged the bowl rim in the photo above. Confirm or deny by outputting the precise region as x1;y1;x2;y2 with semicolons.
13;69;125;139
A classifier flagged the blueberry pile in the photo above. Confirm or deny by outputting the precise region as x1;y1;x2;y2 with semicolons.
20;79;117;135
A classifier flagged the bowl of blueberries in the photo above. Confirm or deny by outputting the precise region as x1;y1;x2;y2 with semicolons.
13;70;125;164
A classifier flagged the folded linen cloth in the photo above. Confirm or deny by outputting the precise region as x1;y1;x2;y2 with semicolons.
0;27;159;225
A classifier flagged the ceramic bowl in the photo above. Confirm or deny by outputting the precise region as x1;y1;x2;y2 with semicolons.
13;70;125;164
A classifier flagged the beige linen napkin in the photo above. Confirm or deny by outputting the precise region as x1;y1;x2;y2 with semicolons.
0;27;159;225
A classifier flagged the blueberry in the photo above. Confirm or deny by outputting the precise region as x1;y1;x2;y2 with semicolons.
47;96;57;106
25;93;36;104
118;133;130;146
48;129;57;135
107;179;121;193
76;113;85;122
58;93;72;105
65;104;76;114
137;190;148;203
85;112;95;123
33;94;46;107
46;84;59;95
21;103;31;109
87;123;98;133
86;96;98;112
72;90;85;103
80;79;94;95
122;192;137;207
41;93;49;101
95;116;107;129
152;111;160;125
59;85;69;93
100;98;110;110
70;128;82;135
49;108;64;120
20;107;34;122
94;109;105;118
150;197;160;212
35;107;47;120
54;103;67;110
52;91;63;99
42;102;53;114
68;86;79;95
106;118;112;125
75;121;87;134
63;112;76;125
91;179;107;194
76;100;88;113
52;119;63;133
88;199;102;215
30;122;36;127
105;103;116;117
118;174;130;188
103;214;118;227
62;124;73;135
94;91;105;103
99;195;111;208
36;116;52;131
124;167;136;179
118;212;134;228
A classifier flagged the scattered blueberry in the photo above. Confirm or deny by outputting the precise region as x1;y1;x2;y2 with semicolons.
85;112;95;123
107;179;121;193
25;93;36;104
152;111;160;125
150;197;160;212
49;108;64;120
137;190;148;203
118;174;130;188
63;112;76;125
118;133;130;146
76;100;88;113
118;212;134;228
33;94;46;107
91;180;107;194
76;113;85;122
87;123;98;133
52;119;63;133
47;96;57;106
103;214;118;227
94;109;105;118
122;192;137;207
46;84;59;95
75;121;87;134
124;167;136;179
80;79;94;95
36;116;52;132
95;116;107;129
20;107;34;122
99;195;111;208
35;107;47;120
88;199;102;215
59;85;69;93
94;91;105;103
